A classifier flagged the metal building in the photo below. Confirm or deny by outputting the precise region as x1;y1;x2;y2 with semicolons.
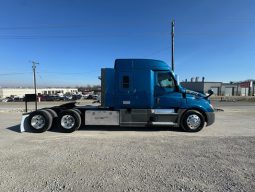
181;79;254;96
0;88;78;98
181;81;222;95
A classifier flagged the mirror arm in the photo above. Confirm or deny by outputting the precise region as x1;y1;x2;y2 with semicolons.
182;92;186;98
175;85;179;92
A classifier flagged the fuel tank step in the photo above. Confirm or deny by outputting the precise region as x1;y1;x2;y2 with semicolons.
150;122;178;126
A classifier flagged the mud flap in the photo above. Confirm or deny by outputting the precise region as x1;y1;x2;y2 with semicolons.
20;114;30;132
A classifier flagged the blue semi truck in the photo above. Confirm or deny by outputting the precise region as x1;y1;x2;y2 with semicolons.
20;59;215;133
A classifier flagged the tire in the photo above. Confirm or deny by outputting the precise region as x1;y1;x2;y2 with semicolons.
28;110;53;133
58;109;81;133
44;109;58;130
44;108;58;118
181;110;205;132
73;108;81;115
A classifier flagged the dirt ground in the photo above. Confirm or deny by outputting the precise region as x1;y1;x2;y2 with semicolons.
0;101;254;192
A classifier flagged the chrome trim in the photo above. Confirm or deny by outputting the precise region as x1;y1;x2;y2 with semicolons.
121;122;147;124
151;122;177;126
186;114;201;129
61;115;75;129
31;115;45;129
151;109;176;115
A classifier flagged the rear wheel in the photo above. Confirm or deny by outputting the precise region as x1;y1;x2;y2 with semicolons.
73;108;81;115
181;110;205;132
28;110;53;133
44;108;58;118
44;109;58;129
58;109;81;133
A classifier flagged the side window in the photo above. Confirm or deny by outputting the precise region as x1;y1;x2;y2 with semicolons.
157;72;175;88
123;76;129;88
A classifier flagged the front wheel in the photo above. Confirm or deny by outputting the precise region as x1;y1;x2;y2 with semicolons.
58;109;81;133
181;110;205;132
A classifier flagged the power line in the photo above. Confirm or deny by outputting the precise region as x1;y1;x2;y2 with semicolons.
0;72;31;76
38;69;100;75
0;70;101;76
0;33;168;39
1;31;255;40
1;18;255;30
0;24;87;30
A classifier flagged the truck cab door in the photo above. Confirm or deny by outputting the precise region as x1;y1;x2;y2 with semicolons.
154;71;183;109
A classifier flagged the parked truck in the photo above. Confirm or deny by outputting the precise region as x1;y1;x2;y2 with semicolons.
20;59;215;133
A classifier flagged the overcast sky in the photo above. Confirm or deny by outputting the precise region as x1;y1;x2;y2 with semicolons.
0;0;255;87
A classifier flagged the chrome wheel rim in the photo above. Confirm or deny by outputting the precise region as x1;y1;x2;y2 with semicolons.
31;115;45;129
61;115;75;129
186;114;201;129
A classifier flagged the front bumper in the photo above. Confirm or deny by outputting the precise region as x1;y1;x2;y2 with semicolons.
205;112;215;126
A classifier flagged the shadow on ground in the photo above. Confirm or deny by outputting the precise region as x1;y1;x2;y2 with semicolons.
66;126;183;132
6;124;21;133
7;124;184;133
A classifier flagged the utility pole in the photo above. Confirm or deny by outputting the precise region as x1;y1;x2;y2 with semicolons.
31;61;39;110
171;19;175;72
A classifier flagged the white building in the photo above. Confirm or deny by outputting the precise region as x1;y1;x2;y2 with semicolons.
0;88;78;98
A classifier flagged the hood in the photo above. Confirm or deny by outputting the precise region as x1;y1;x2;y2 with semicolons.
179;86;207;99
186;89;206;98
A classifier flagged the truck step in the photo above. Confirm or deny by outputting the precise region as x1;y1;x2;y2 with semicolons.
150;122;178;126
151;109;178;115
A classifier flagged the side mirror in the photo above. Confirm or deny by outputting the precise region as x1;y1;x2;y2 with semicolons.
205;89;214;98
208;89;214;95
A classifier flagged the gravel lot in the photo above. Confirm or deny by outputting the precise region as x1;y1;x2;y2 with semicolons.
0;101;255;192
